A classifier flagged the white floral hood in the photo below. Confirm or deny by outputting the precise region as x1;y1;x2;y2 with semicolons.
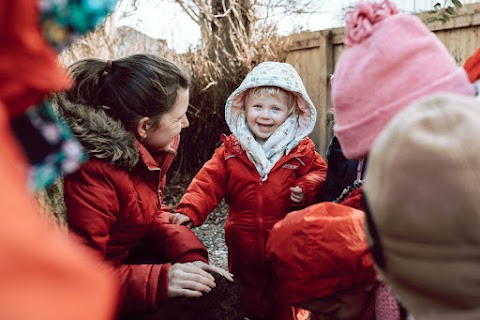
224;62;317;180
225;61;317;151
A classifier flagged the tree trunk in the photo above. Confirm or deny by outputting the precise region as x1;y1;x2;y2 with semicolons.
207;0;254;62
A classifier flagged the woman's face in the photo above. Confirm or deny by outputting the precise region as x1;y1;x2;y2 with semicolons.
297;285;373;320
142;88;189;153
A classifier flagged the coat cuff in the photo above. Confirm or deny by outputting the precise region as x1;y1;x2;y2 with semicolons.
174;208;202;227
296;181;317;207
291;199;306;208
155;263;172;304
176;250;209;264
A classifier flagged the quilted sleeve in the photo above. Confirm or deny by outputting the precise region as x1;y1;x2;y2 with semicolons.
64;162;120;256
116;262;171;312
147;223;208;264
64;161;175;313
175;145;228;226
295;149;328;207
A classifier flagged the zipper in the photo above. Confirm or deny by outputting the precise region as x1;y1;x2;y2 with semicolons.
157;189;163;209
257;177;265;265
357;158;365;181
147;166;163;209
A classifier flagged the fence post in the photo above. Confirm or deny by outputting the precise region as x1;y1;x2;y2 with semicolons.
285;30;334;157
316;30;334;158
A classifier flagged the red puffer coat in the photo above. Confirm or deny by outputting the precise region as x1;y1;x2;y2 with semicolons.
176;134;327;318
56;97;208;314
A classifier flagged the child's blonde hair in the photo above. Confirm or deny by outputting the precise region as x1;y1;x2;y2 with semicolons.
246;86;297;113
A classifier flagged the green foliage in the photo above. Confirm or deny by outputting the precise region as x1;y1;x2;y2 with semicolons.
425;0;463;24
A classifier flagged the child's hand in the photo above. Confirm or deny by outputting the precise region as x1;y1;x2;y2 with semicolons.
290;186;304;203
170;212;193;228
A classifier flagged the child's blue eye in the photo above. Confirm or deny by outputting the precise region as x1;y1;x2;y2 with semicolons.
253;105;262;108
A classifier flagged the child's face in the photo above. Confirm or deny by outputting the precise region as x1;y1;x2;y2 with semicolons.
142;88;189;153
244;91;292;143
296;285;373;320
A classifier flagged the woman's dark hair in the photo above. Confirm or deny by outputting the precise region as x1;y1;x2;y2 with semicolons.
66;54;190;130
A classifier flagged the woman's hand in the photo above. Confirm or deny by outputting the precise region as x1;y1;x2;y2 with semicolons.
167;262;215;298
191;261;234;282
170;212;193;228
167;262;234;298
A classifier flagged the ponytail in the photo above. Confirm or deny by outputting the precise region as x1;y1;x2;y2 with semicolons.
66;54;190;131
66;58;107;108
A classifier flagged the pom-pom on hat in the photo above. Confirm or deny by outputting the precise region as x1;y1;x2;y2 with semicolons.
266;202;376;304
331;0;474;160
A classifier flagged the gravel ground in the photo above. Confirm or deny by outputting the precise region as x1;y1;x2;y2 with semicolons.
191;200;229;269
164;177;229;270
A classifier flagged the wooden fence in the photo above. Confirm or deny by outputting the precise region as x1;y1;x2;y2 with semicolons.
285;2;480;157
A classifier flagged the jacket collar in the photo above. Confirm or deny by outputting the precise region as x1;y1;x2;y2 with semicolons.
221;134;312;158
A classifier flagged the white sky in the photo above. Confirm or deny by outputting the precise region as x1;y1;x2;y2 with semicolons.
115;0;479;53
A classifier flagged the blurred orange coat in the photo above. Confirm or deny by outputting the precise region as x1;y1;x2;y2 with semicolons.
0;0;118;319
464;47;480;83
0;104;119;320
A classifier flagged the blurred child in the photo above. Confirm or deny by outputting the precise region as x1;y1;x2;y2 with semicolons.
319;135;367;203
171;61;327;319
329;0;474;209
266;202;403;320
364;93;480;319
0;0;118;319
329;2;477;318
332;0;474;160
54;54;233;319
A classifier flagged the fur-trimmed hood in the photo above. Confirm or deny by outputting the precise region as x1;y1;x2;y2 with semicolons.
52;94;139;168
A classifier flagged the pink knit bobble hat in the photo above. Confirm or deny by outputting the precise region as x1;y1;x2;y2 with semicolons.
331;0;474;160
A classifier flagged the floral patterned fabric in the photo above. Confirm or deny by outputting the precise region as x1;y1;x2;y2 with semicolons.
11;102;87;191
234;110;299;181
39;0;118;51
225;61;317;180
